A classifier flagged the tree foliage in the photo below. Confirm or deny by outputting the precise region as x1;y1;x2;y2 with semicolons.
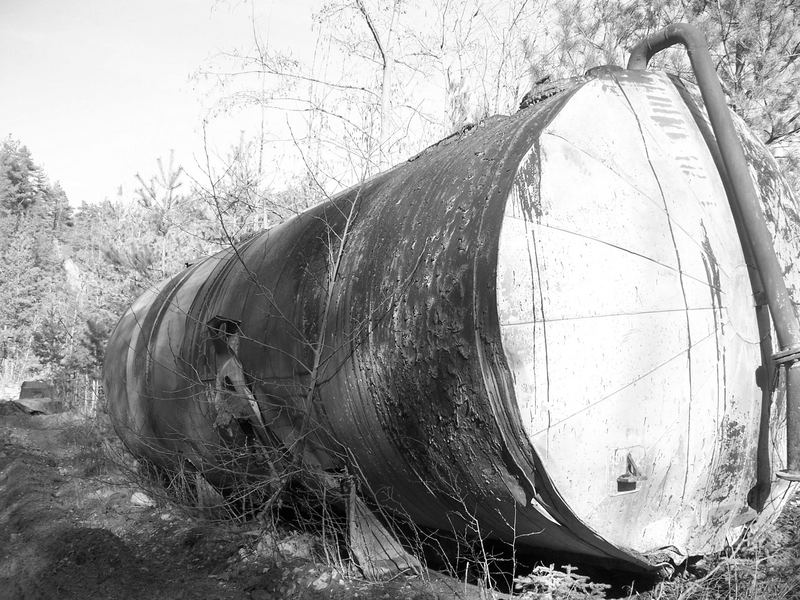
196;0;799;200
550;0;800;177
0;134;313;399
0;138;72;377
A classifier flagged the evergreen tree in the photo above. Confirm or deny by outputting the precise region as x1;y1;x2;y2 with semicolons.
0;138;74;381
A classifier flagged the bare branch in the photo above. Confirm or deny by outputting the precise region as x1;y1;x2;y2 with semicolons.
355;0;387;68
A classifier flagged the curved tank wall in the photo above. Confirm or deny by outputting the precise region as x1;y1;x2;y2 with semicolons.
103;68;799;572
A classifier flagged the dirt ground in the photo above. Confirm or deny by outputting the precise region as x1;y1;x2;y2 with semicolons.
2;407;800;600
0;408;485;600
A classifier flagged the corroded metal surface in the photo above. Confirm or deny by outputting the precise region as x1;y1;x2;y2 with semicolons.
104;68;799;573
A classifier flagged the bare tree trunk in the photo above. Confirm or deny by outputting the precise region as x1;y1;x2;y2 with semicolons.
355;0;400;168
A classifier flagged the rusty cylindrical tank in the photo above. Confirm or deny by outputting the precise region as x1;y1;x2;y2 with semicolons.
104;59;800;573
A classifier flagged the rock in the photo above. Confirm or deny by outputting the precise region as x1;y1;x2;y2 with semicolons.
277;533;314;560
309;571;331;591
254;532;276;556
130;491;155;507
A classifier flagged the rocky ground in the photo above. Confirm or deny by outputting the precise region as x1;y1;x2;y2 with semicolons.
1;406;799;600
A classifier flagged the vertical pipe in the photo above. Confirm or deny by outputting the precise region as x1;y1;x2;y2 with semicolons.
627;24;800;480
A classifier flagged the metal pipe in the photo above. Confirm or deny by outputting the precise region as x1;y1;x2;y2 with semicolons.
627;23;800;480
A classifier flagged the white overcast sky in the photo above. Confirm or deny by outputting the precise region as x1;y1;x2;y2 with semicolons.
0;0;319;205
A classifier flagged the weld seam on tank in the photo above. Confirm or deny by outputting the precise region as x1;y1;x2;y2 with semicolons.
628;23;800;481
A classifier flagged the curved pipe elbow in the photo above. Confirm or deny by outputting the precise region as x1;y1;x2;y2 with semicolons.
627;24;707;71
628;22;800;351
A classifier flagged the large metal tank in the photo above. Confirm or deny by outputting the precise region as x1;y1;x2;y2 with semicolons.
104;38;800;573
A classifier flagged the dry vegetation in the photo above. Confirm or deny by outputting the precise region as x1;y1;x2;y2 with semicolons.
2;405;799;600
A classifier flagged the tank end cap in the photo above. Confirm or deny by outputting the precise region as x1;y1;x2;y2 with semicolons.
776;469;800;482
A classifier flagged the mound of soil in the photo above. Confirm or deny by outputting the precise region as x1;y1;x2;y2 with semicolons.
0;411;480;600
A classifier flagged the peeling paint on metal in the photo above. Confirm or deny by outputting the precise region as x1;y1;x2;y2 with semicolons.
104;67;800;574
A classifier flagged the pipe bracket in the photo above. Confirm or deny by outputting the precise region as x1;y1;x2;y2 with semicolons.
772;347;800;366
775;470;800;482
